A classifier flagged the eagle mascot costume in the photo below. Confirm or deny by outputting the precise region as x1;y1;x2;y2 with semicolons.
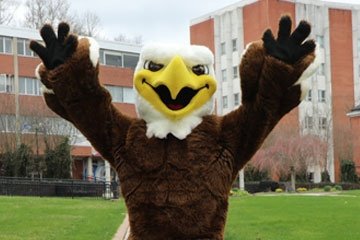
30;16;318;240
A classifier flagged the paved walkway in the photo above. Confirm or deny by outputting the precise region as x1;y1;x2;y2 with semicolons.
113;214;130;240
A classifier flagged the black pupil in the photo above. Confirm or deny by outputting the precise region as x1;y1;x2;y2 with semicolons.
192;65;206;75
149;61;163;72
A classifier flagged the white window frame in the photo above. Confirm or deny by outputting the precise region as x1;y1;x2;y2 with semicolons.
316;35;324;48
100;49;139;69
221;69;227;82
17;38;34;57
318;63;325;75
306;89;312;101
220;42;226;55
233;66;238;79
232;39;237;52
19;77;41;96
319;117;327;130
0;36;12;54
305;116;313;129
318;90;326;102
234;93;240;106
222;96;228;109
123;87;135;103
0;74;14;93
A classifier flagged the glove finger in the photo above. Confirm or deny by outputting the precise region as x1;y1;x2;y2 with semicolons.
298;40;316;59
29;41;49;64
58;22;70;43
289;20;311;45
277;15;292;43
262;29;277;54
64;35;78;59
40;24;57;47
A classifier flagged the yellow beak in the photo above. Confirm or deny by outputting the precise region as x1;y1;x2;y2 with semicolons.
152;55;199;99
134;55;217;120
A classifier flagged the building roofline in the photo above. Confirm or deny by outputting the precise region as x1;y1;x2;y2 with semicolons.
0;24;141;54
284;0;360;10
190;0;360;26
190;0;258;26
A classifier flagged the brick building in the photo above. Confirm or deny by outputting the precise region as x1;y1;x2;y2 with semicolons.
0;24;140;181
190;0;360;182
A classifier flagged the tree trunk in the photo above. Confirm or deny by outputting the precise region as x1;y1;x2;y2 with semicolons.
290;166;296;192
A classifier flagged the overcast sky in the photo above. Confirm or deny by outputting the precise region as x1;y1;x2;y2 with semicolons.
15;0;360;44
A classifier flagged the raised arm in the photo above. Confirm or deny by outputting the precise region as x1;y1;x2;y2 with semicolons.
30;23;134;164
220;16;319;174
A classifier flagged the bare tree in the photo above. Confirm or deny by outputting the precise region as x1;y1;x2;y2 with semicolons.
73;11;101;37
24;0;73;29
114;33;143;45
251;125;328;190
0;0;19;25
23;0;102;38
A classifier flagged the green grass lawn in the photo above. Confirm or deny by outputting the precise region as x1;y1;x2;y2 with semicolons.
0;197;126;240
0;191;359;240
225;190;360;240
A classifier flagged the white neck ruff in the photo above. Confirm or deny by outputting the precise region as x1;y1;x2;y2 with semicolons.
135;94;214;140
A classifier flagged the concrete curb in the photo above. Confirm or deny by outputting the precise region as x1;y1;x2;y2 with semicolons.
112;214;130;240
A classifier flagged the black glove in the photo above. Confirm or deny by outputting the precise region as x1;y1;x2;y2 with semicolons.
30;22;78;70
262;15;315;64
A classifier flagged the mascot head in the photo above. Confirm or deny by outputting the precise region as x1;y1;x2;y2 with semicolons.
133;44;217;139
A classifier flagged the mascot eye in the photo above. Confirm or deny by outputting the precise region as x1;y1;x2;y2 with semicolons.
192;65;209;76
144;60;164;72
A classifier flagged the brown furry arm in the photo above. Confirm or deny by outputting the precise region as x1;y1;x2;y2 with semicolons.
221;40;317;176
36;37;133;163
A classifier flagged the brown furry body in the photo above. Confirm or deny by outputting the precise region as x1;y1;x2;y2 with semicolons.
37;38;315;239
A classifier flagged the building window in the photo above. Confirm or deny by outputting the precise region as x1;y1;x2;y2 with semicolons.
17;38;34;56
306;89;312;101
221;42;226;55
0;115;16;132
105;85;135;103
234;93;239;106
0;36;12;54
221;69;227;82
123;87;135;104
105;53;122;67
123;54;139;69
105;85;123;102
233;66;238;79
41;117;75;135
318;90;326;102
319;117;327;130
316;35;324;48
305;116;313;129
222;96;228;109
19;77;41;95
5;115;75;135
100;50;139;69
318;63;325;75
0;74;14;93
232;39;237;52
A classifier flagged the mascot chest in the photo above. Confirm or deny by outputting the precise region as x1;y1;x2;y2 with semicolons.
117;119;234;205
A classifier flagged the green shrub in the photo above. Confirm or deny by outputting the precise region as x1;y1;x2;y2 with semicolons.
244;164;269;181
230;188;250;197
275;188;283;193
334;185;343;191
324;185;332;192
341;160;358;183
296;187;307;192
